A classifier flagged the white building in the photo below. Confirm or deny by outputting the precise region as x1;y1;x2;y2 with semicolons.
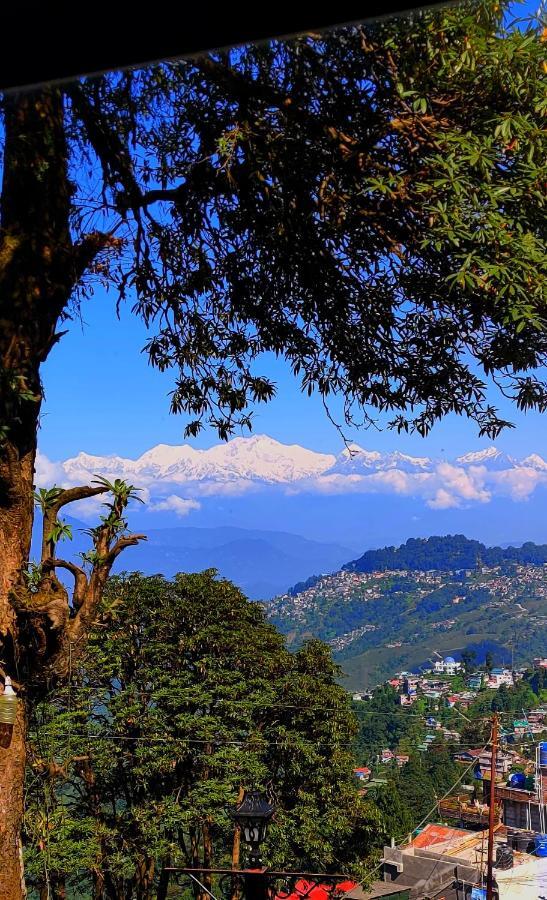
433;656;462;676
487;667;514;688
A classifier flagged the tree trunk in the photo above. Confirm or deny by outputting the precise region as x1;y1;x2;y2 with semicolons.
0;87;73;898
0;442;36;899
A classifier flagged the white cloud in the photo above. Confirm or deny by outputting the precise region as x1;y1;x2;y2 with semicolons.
34;451;67;487
489;467;543;501
424;463;490;509
147;495;201;517
35;438;547;515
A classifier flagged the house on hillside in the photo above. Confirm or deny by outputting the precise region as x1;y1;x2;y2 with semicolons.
398;694;417;706
354;767;371;781
433;655;462;675
466;673;483;691
478;748;513;777
513;719;528;736
487;667;513;688
454;748;482;764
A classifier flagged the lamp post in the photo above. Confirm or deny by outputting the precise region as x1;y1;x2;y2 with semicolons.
162;789;355;900
232;790;275;900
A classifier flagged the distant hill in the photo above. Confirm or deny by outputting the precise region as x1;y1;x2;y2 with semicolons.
344;534;547;575
269;534;547;687
31;520;350;600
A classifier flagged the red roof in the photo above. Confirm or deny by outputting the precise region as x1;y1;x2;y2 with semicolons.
274;879;358;900
411;823;468;849
354;767;371;774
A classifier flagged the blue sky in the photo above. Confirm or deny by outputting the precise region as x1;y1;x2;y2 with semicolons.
38;0;546;465
39;285;547;462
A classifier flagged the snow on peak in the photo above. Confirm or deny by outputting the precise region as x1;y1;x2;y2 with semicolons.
520;453;547;471
340;444;382;462
56;438;547;497
456;447;501;465
386;451;431;469
64;436;335;486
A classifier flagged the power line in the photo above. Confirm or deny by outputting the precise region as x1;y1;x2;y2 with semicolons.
341;736;494;898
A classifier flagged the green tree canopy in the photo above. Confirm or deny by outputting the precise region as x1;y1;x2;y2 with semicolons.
2;1;547;445
24;572;381;898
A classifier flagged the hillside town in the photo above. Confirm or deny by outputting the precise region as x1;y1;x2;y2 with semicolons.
268;560;547;687
350;656;547;899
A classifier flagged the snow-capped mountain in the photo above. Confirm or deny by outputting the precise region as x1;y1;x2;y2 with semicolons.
332;445;432;474
455;447;516;471
521;454;547;472
40;437;547;516
62;435;336;486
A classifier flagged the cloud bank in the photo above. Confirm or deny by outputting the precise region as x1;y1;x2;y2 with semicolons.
34;437;547;516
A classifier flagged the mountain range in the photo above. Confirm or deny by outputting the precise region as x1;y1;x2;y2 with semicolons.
31;519;351;600
36;435;547;551
50;437;547;487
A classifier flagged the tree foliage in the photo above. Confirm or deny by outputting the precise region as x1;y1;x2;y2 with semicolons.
24;572;381;898
346;534;547;574
2;1;546;446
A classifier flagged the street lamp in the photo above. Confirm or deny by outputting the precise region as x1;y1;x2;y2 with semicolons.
232;790;275;868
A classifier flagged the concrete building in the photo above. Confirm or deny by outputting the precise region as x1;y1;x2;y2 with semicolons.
375;823;547;899
434;656;462;676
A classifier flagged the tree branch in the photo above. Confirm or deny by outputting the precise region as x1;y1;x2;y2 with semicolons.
103;534;147;567
67;533;146;644
41;485;108;563
41;558;89;610
73;231;124;283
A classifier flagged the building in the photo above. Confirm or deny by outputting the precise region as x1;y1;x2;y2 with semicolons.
466;673;483;691
513;719;528;736
478;749;513;777
378;823;547;900
533;657;547;669
487;668;513;688
354;767;371;781
454;748;483;765
433;656;462;676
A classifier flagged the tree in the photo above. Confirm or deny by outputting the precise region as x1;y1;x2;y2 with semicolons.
24;572;380;898
485;651;495;674
461;649;477;675
1;2;545;890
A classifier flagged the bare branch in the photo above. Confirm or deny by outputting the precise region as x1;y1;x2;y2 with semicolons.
103;533;147;567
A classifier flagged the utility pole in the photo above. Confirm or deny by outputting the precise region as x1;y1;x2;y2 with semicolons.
486;713;499;900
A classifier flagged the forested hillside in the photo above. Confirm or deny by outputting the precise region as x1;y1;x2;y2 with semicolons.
344;535;547;574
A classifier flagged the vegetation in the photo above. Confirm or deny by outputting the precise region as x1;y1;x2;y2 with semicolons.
0;1;545;889
269;547;547;687
345;535;547;574
24;571;381;898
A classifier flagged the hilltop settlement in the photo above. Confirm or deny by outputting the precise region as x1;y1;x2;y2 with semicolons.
267;536;547;898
